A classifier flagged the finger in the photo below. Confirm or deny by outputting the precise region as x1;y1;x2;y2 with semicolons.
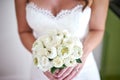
53;69;60;75
70;70;80;80
55;69;60;74
70;67;81;80
57;67;68;77
64;69;78;80
44;71;57;80
75;64;82;70
53;69;60;77
64;64;81;80
57;67;74;80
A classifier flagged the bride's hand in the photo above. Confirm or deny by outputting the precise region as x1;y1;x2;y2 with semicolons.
44;70;60;80
54;63;83;80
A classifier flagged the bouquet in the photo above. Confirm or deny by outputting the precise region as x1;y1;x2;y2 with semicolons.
32;29;83;73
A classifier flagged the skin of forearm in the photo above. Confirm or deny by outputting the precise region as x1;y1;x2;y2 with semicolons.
82;29;104;62
19;32;36;53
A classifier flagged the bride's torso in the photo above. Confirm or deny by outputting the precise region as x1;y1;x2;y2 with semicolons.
26;2;91;40
25;2;101;80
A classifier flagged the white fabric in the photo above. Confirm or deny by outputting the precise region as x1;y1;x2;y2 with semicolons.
26;2;100;80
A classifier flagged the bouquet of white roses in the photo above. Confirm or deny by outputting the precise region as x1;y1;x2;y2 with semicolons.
32;29;83;73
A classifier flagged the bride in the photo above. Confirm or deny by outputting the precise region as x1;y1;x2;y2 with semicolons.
15;0;108;80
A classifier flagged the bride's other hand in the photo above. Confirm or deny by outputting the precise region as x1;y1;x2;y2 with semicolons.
54;63;83;80
44;71;58;80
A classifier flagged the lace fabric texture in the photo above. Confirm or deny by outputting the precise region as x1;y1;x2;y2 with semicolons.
26;2;84;19
26;2;91;40
26;2;100;80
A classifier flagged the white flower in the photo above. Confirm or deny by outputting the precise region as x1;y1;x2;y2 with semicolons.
51;35;62;47
62;37;75;46
57;43;73;58
47;47;57;59
40;56;52;72
33;55;40;67
49;29;64;40
62;30;71;38
52;57;64;68
72;45;83;59
32;39;44;51
33;48;48;57
40;35;53;49
32;29;83;72
73;37;83;48
33;55;53;72
64;56;77;67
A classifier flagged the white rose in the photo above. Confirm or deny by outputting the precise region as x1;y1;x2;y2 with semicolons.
52;57;64;68
33;48;48;57
57;43;73;58
47;47;57;59
51;35;62;47
73;37;83;48
40;35;52;49
49;29;64;40
72;45;83;59
33;55;53;72
55;30;64;38
40;56;52;72
62;37;75;47
33;55;40;67
32;39;44;51
40;56;49;67
64;56;77;67
62;30;71;38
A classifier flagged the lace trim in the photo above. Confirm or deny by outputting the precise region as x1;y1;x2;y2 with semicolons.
26;2;83;19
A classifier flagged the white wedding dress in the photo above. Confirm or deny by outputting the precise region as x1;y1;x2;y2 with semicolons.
26;2;100;80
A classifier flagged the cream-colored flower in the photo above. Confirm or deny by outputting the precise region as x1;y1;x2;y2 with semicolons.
32;29;83;72
62;37;75;46
73;37;83;48
41;56;49;66
52;57;63;68
40;56;52;72
51;35;62;47
32;39;44;51
72;45;83;59
57;43;73;58
33;48;48;57
62;30;71;38
40;35;53;49
49;29;64;40
47;47;57;59
33;55;40;67
64;56;77;67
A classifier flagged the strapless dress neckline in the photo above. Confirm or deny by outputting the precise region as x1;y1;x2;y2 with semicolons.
26;2;91;20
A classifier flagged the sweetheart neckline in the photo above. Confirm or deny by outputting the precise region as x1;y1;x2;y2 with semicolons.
26;2;91;19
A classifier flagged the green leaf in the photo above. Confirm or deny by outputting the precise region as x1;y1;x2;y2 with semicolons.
50;64;67;74
49;58;53;61
51;67;57;74
59;64;66;69
76;58;82;63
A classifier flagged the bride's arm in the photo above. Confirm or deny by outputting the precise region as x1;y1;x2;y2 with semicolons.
15;0;57;80
56;0;109;80
15;0;35;52
82;0;109;61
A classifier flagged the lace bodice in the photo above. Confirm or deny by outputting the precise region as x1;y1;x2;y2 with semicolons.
26;2;91;40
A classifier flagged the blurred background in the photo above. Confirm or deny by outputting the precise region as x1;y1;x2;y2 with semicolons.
100;0;120;80
0;0;120;80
